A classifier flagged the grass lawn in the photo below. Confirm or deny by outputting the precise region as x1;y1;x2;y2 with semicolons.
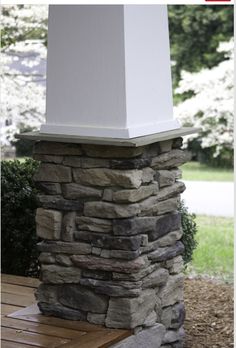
186;215;234;283
182;161;233;182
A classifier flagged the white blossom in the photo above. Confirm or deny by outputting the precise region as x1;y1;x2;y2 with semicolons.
174;38;234;158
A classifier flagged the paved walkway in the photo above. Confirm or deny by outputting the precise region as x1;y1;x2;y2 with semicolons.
182;181;234;217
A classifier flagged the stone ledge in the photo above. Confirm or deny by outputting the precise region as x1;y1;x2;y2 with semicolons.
16;127;200;148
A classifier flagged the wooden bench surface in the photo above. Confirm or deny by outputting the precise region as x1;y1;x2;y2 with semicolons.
1;274;131;348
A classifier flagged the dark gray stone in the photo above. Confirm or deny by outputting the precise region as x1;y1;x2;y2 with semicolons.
38;252;55;264
156;170;175;188
84;201;140;219
172;137;183;149
38;302;86;320
71;255;148;274
62;156;81;167
82;269;112;280
61;212;76;242
80;278;141;297
142;268;169;289
110;158;151;170
35;182;62;195
62;183;102;200
109;249;140;260
33;154;63;164
159;274;184;307
151;150;191;169
37;195;84;212
87;312;106;325
74;231;142;251
148;242;184;262
162;327;185;344
81;157;110;168
148;213;181;242
110;324;165;348
76;216;112;233
81;144;145;158
41;264;81;284
55;254;72;267
105;289;156;329
161;303;185;329
34;163;72;183
37;241;91;255
34;141;82;155
58;284;108;313
112;263;160;282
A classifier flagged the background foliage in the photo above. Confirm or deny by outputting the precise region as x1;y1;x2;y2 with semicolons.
1;159;40;277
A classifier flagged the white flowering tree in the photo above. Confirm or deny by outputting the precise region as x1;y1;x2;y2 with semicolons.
174;39;234;164
1;5;48;148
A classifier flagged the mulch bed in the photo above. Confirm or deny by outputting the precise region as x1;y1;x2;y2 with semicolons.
184;278;233;348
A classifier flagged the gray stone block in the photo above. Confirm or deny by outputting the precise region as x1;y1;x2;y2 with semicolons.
156;170;175;188
106;289;156;329
112;184;159;203
38;241;91;255
110;158;151;170
148;242;184;262
38;195;84;212
62;183;102;199
162;327;185;344
38;302;86;320
36;182;62;195
142;268;169;289
58;284;108;313
81;144;145;158
84;201;140;219
36;208;62;240
76;216;112;233
159;274;184;307
34;163;72;183
38;252;55;264
71;255;148;274
34;141;82;155
73;168;143;189
161;303;185;329
87;312;106;325
151;150;191;169
33;154;63;164
61;212;76;242
41;264;81;284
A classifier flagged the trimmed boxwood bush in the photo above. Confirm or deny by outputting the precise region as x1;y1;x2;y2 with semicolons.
1;158;198;277
179;200;198;265
1;159;40;277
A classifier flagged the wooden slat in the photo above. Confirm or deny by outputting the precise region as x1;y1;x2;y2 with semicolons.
9;304;108;332
2;292;35;307
1;274;40;288
59;330;131;348
1;304;24;316
1;327;70;348
2;283;36;296
1;340;37;348
2;317;87;340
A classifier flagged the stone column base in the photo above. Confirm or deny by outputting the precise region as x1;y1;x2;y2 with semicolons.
33;137;190;348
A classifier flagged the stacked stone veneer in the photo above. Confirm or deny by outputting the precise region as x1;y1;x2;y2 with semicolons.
33;137;190;348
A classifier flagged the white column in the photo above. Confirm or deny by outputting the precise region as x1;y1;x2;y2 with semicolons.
41;5;180;139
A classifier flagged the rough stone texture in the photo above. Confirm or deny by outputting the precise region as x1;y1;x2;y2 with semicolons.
38;195;84;212
40;265;81;284
62;183;102;200
110;324;166;348
84;201;140;219
34;141;82;155
156;230;183;247
36;208;62;240
162;327;185;344
165;256;184;275
71;255;147;274
156;170;176;188
87;313;106;325
159;274;184;307
33;154;63;164
76;216;112;233
142;268;169;289
61;212;76;242
34;163;72;183
38;241;91;255
111;184;159;203
74;231;142;251
106;289;156;329
82;144;145;158
39;252;55;264
161;303;185;329
73;168;143;189
148;242;185;262
58;285;108;313
35;182;62;195
151;150;191;169
34;138;189;341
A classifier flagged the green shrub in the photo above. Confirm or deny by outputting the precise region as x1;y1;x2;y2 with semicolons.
179;200;198;265
1;159;40;277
